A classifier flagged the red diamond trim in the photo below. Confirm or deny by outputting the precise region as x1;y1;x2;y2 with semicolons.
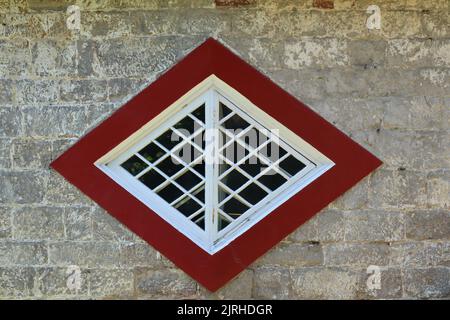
51;38;382;291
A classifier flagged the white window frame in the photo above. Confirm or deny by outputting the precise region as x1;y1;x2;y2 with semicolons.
95;75;334;254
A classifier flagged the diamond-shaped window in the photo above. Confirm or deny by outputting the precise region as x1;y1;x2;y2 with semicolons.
95;77;334;254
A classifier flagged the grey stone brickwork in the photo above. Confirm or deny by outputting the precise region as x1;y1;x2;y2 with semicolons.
0;0;448;299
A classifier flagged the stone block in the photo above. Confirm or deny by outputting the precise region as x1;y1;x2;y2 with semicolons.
16;80;59;106
134;268;197;297
0;39;30;77
0;138;11;168
290;267;360;299
284;38;348;68
0;206;12;239
22;106;87;137
348;40;386;69
107;78;148;103
333;176;370;209
368;169;428;209
315;209;345;242
119;243;173;268
421;11;449;39
0;241;47;266
92;207;135;242
403;267;450;299
405;210;450;241
199;269;253;299
382;96;444;131
381;11;423;39
0;107;21;137
31;40;77;77
181;9;231;35
232;9;326;38
44;170;91;205
288;218;317;242
0;267;34;298
427;170;449;209
390;242;445;267
12;138;52;169
0;170;46;204
48;242;121;268
60;80;108;104
89;268;134;297
252;266;290;299
64;206;92;241
324;243;391;267
254;242;323;267
291;209;346;243
0;80;14;106
370;130;449;170
344;210;404;242
12;206;65;240
221;36;283;69
94;36;200;78
80;12;131;39
386;39;450;68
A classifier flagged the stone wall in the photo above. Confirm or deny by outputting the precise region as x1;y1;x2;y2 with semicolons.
0;0;448;299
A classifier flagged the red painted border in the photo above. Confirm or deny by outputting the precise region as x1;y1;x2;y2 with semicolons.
51;38;382;291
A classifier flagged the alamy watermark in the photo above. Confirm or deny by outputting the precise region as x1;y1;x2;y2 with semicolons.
366;265;382;291
66;265;82;292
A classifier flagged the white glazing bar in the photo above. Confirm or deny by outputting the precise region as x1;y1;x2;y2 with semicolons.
211;90;220;242
204;90;216;250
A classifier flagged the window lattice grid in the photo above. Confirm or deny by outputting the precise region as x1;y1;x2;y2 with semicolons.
103;87;330;253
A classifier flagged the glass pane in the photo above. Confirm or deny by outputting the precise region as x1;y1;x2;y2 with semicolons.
223;141;248;163
156;130;182;150
192;161;205;177
259;142;287;163
192;185;205;203
156;156;184;177
220;197;249;219
258;170;287;191
218;186;231;204
174;196;202;217
174;116;197;136
174;169;202;192
219;162;231;177
120;155;148;176
239;156;267;177
194;213;205;230
238;183;268;205
223;113;250;131
219;102;232;120
221;170;248;191
239;127;267;150
279;155;306;176
218;214;231;231
192;104;205;123
138;142;165;163
138;169;165;190
157;184;184;204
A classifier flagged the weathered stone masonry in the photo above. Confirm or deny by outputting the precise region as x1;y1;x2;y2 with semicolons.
0;0;448;299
